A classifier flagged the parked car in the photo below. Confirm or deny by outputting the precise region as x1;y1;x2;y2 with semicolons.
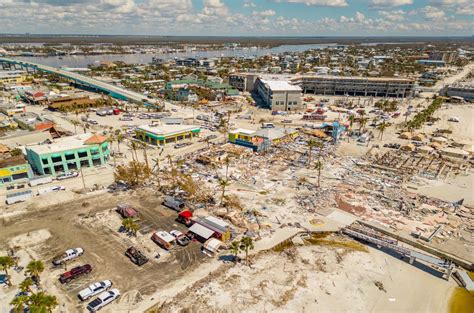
88;119;98;125
169;230;190;246
116;203;139;218
37;185;66;195
56;172;79;180
78;280;113;301
59;264;92;284
119;116;133;121
86;289;120;312
125;247;148;266
53;248;84;265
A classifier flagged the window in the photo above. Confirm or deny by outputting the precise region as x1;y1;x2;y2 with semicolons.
65;153;76;160
51;156;62;163
78;151;88;158
42;158;49;165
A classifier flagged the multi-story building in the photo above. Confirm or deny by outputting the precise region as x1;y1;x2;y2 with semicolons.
254;78;303;111
429;51;458;64
445;82;474;101
291;75;415;98
25;133;110;176
135;124;200;146
0;70;27;84
0;153;33;186
228;73;259;92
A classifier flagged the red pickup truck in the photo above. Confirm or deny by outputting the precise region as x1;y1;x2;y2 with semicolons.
59;264;92;284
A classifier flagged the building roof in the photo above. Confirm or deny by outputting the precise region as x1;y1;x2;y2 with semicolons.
0;130;52;147
260;79;302;92
26;133;105;155
84;134;108;145
230;128;255;136
189;223;214;239
254;127;297;141
137;124;200;137
0;154;27;168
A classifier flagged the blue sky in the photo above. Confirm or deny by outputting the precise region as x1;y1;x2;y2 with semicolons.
0;0;472;36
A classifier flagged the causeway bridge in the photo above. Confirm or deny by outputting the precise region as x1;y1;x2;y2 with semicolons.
0;57;160;108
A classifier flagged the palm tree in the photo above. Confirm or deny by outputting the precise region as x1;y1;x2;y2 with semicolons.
19;277;34;293
306;139;317;166
223;156;232;180
0;256;15;286
115;130;124;153
359;117;369;132
29;292;58;313
314;160;323;188
219;178;231;206
71;119;80;135
377;122;389;140
122;218;140;236
26;260;45;285
348;115;355;130
239;236;254;266
10;295;29;313
229;241;240;263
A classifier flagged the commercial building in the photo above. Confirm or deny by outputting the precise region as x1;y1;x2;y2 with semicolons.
135;124;200;146
47;93;96;111
291;75;415;98
0;153;33;185
416;60;446;67
254;79;303;111
228;127;298;151
0;70;27;84
445;82;474;101
429;51;458;64
25;133;109;176
229;73;259;92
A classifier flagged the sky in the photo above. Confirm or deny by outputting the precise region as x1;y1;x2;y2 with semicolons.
0;0;472;36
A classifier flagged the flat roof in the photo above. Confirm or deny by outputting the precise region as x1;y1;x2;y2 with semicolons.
189;223;214;239
155;231;175;243
137;124;200;137
26;133;100;155
260;79;302;92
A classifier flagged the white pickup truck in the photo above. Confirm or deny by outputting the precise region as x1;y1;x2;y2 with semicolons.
52;248;84;265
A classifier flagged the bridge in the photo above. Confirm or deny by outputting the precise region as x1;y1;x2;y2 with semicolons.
0;57;161;109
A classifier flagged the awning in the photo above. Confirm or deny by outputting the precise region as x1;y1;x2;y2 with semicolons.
203;238;223;253
189;223;214;239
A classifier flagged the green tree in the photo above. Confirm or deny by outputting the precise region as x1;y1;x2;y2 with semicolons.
306;139;317;167
219;178;231;206
0;256;15;286
29;292;58;313
19;277;34;293
26;260;45;285
240;236;254;266
229;241;241;264
10;295;29;313
377;122;389;140
122;218;140;236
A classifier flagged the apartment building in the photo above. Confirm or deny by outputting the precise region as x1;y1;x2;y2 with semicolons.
291;75;415;98
254;78;303;111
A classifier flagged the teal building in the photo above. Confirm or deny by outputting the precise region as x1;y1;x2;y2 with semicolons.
25;133;110;176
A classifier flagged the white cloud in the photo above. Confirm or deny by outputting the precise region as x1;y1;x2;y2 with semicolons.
369;0;413;7
378;10;406;21
243;0;256;8
272;0;348;8
253;9;276;17
421;6;447;20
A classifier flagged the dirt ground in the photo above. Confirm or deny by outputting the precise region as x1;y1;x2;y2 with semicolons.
158;234;455;313
0;189;206;312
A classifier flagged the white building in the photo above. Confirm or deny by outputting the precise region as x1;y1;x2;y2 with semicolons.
254;79;303;111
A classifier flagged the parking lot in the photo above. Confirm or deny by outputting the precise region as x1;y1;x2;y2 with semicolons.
0;189;206;310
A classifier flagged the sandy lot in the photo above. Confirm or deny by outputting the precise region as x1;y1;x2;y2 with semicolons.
159;234;455;313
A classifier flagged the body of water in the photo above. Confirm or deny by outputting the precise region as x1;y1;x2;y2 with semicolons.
12;43;336;68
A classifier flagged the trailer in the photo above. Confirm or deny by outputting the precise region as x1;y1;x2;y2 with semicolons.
192;216;231;242
163;196;185;212
151;231;176;250
6;190;33;205
29;175;53;187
